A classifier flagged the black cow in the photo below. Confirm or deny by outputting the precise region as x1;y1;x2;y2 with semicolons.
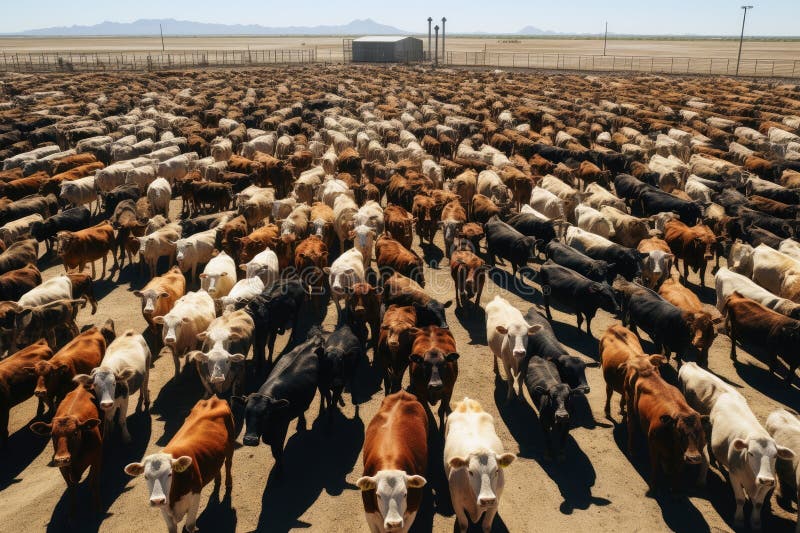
626;288;693;365
747;182;799;205
524;307;590;393
728;206;793;238
639;189;702;225
524;355;575;461
30;206;91;252
726;219;783;249
485;215;537;283
0;194;57;225
319;319;363;419
504;213;558;247
613;174;655;202
102;184;140;216
539;260;619;337
0;240;38;275
180;211;236;237
713;188;748;210
237;328;325;471
246;278;306;372
546;241;614;283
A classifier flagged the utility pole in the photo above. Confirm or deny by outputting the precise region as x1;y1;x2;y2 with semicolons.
603;21;608;56
427;17;432;61
160;24;165;52
736;5;753;76
434;25;439;67
441;17;447;64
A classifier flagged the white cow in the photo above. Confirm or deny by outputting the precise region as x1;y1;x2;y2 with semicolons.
583;182;628;213
146;177;172;217
189;309;254;398
96;162;134;191
751;244;800;303
158;153;197;183
685;175;714;204
779;239;800;263
333;194;359;253
326;248;365;314
17;276;72;308
125;163;159;191
60;176;98;212
137;223;181;278
765;409;800;533
0;214;43;247
355;200;385;234
486;295;541;401
715;268;800;319
728;241;755;277
199;251;236;298
319;178;353;208
444;398;516;533
351;224;377;269
217;276;264;313
154;290;216;378
574;204;615;239
73;329;151;442
175;228;217;283
239;248;279;287
210;137;233;162
710;392;795;530
529;186;565;221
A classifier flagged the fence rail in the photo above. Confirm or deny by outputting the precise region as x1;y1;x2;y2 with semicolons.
444;51;800;78
0;49;319;72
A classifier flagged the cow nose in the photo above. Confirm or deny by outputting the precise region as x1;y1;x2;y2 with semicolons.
757;476;775;486
242;435;260;447
210;375;225;383
385;519;403;530
53;455;71;467
388;341;399;349
429;383;443;393
100;401;114;410
150;497;166;507
34;389;47;398
556;411;569;422
513;349;526;358
479;496;497;507
164;337;176;344
684;453;703;465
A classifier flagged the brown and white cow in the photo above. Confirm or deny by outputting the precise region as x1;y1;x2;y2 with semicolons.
450;250;489;308
133;266;187;336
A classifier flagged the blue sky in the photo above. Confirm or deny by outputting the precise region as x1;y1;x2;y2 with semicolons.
1;0;797;35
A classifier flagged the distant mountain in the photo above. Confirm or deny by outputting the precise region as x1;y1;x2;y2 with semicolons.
516;26;560;36
14;18;410;36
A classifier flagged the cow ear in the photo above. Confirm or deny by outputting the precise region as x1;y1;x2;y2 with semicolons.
406;327;421;337
153;316;165;324
527;324;542;335
73;374;93;387
124;462;145;477
323;267;331;275
405;475;427;489
172;456;193;473
445;352;459;362
229;353;246;363
132;290;143;297
116;368;136;382
409;354;424;364
448;456;469;469
356;476;377;491
659;414;675;427
81;418;101;431
777;445;796;461
159;292;169;298
442;300;453;309
29;421;52;437
732;438;748;451
495;325;508;335
231;395;247;406
271;398;290;409
496;453;516;468
197;331;208;341
181;316;191;323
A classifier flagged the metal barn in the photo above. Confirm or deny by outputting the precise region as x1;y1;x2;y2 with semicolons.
351;36;424;63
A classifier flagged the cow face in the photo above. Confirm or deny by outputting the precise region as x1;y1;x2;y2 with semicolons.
175;240;193;265
660;413;709;466
728;242;754;273
133;289;170;317
124;452;193;507
447;452;516;512
350;225;376;257
74;367;135;411
641;251;672;289
346;283;381;322
732;436;794;487
29;361;69;400
199;271;229;296
409;347;459;404
413;299;452;329
380;321;414;355
495;323;542;361
189;349;244;388
153;314;189;346
30;415;100;467
554;353;590;394
589;282;620;315
357;469;427;532
237;393;290;446
329;267;357;295
685;312;717;357
441;220;464;246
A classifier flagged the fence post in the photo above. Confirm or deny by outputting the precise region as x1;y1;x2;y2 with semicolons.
794;60;798;78
771;60;775;77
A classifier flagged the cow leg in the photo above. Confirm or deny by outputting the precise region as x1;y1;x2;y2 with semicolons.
576;312;584;332
730;475;746;528
118;396;131;443
626;396;637;456
585;315;593;337
604;384;613;418
480;507;498;533
225;445;234;492
543;294;552;320
90;458;102;512
475;275;485;307
172;349;181;378
90;260;96;279
160;507;179;533
697;449;709;488
699;264;706;288
297;413;307;431
267;332;277;365
647;443;660;493
682;260;689;284
453;505;469;533
728;322;738;362
503;360;515;402
183;493;201;532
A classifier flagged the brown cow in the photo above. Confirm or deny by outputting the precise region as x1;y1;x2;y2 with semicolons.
724;292;800;385
659;276;722;366
440;200;467;259
376;304;417;394
599;324;666;419
58;222;116;279
747;195;800;219
626;365;709;492
0;263;41;301
11;299;84;352
254;152;293;196
51;153;98;175
412;194;438;245
27;320;113;413
216;214;248;261
384;204;415;250
295;235;329;305
274;233;297;272
310;202;336;252
188;181;234;215
357;391;428;533
408;325;459;426
470;194;502;225
30;386;102;514
51;162;105;184
460;222;485;253
345;282;382;352
133;266;186;336
664;220;719;288
237;223;279;264
450;250;490;308
125;397;235;533
578;160;611;189
375;233;425;287
0;339;52;446
0;174;47;201
0;239;37;275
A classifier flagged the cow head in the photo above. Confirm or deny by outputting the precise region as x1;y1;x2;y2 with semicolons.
124;452;193;507
641;250;673;289
349;225;376;257
495;322;542;361
357;469;427;532
408;343;459;404
133;289;170;317
74;366;136;411
199;271;229;296
440;219;465;246
31;415;101;468
732;435;794;492
413;299;452;329
345;283;381;322
728;241;754;274
447;451;516;511
153;313;188;346
175;239;192;266
235;393;291;446
380;314;415;355
188;349;245;389
553;353;591;394
684;312;721;361
589;282;620;315
658;413;710;467
26;360;69;400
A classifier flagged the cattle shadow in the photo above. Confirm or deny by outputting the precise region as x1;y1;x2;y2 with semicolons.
610;419;711;533
45;410;151;532
151;363;205;446
733;360;800;411
0;412;50;490
253;411;364;532
448;514;511;533
349;350;381;410
196;490;237;533
420;242;444;268
492;376;610;514
88;277;120;302
486;268;540;305
550;320;601;361
454;303;487;346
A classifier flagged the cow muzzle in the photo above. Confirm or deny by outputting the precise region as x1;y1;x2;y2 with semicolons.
34;388;47;398
756;476;775;487
242;434;260;447
53;455;72;467
210;375;225;384
150;497;167;507
478;496;497;508
684;452;703;465
100;400;114;410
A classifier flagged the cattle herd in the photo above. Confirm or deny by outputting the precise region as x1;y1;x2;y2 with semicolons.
0;65;799;532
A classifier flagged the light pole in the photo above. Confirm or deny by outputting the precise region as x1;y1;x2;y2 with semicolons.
427;17;432;61
434;25;439;67
441;17;447;64
736;5;753;76
603;21;608;56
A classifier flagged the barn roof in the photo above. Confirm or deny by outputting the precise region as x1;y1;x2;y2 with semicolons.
353;36;415;43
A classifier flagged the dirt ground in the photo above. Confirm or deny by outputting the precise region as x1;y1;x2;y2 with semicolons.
1;194;798;533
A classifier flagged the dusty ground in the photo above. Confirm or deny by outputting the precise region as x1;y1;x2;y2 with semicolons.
1;196;798;533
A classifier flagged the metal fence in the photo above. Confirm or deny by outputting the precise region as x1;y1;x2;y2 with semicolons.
444;51;800;78
0;49;319;72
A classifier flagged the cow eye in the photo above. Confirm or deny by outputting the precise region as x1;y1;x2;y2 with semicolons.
468;471;474;477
